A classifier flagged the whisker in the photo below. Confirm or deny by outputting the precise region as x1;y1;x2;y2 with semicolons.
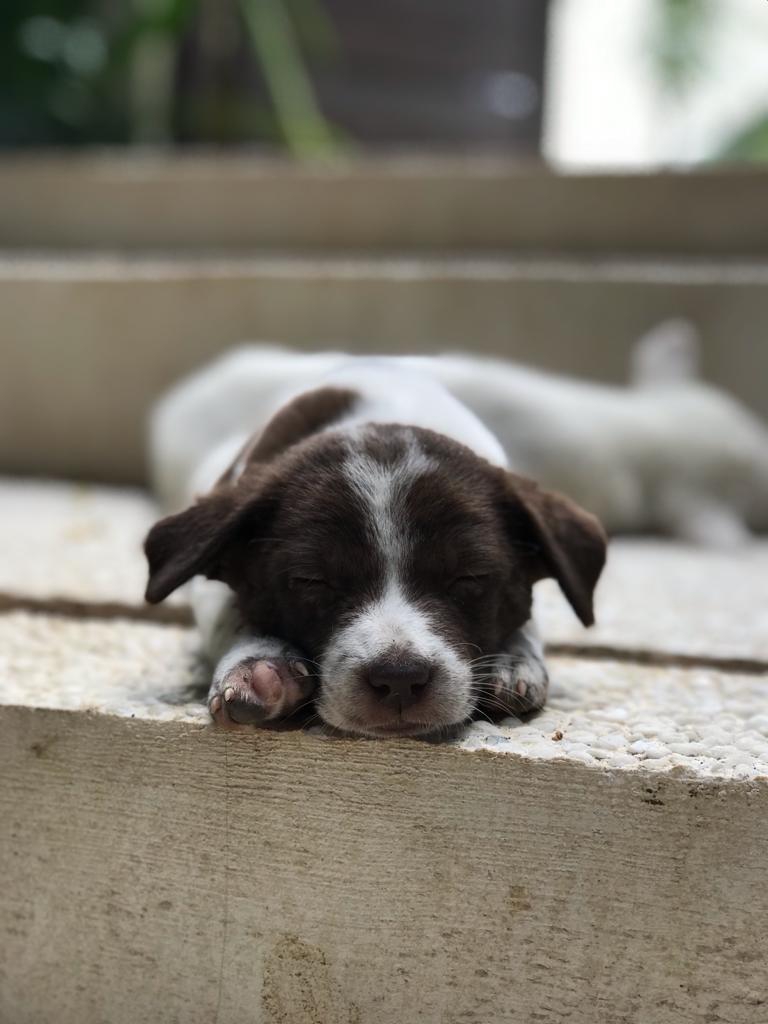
288;697;318;716
452;641;483;655
471;706;497;727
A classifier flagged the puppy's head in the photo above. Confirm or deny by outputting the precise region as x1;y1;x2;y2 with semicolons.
145;424;606;737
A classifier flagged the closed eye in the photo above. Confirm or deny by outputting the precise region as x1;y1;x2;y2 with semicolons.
449;573;492;590
290;575;333;590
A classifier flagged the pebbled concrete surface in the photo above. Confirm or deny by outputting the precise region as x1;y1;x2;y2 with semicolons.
0;609;765;780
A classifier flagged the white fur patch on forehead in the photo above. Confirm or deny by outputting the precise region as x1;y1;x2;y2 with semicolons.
330;581;462;667
343;427;435;571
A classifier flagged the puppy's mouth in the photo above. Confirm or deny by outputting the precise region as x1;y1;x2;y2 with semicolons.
345;719;438;738
322;709;471;740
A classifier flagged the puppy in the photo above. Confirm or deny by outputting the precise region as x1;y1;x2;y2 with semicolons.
144;358;607;737
145;327;768;736
151;325;768;547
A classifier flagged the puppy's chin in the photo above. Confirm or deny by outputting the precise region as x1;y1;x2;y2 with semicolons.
315;698;473;740
355;720;470;741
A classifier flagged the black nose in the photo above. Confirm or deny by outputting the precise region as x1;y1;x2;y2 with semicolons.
365;657;432;710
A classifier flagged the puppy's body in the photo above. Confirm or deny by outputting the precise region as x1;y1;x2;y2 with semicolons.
152;340;768;543
152;352;507;510
146;351;610;736
145;337;767;737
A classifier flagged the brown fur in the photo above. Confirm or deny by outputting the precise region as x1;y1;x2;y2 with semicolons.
146;418;606;660
218;387;358;485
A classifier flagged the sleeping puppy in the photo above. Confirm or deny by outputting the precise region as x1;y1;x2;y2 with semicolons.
145;326;768;736
144;359;607;737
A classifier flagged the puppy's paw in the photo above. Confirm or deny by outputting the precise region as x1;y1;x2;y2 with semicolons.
209;658;315;729
478;653;549;719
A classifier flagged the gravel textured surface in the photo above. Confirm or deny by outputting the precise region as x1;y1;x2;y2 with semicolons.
2;477;767;780
536;541;768;661
1;611;765;780
0;611;208;722
0;479;156;605
459;658;768;779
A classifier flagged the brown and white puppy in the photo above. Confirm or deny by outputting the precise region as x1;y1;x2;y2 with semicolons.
145;360;606;738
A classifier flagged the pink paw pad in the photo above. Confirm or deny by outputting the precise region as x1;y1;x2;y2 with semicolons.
210;659;314;728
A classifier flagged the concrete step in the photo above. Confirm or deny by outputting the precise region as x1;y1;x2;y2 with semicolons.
2;252;768;483
1;154;768;256
1;609;765;777
1;622;766;1023
0;479;159;613
3;479;768;665
2;479;767;1022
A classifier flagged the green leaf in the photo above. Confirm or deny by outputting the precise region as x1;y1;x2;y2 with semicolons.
714;111;768;162
238;0;341;157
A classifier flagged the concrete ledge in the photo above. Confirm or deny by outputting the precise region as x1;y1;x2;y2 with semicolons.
1;154;767;255
0;479;155;607
1;703;766;1024
1;608;766;778
537;542;768;664
2;480;767;1021
2;255;768;481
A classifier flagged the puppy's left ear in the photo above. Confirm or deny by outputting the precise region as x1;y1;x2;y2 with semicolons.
502;474;607;626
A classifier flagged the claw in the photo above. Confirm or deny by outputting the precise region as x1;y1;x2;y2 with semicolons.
209;657;317;730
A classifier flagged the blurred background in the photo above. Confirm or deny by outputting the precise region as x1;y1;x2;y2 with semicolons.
2;0;768;163
1;0;768;485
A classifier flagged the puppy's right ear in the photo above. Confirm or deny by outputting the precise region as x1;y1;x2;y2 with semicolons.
144;490;256;604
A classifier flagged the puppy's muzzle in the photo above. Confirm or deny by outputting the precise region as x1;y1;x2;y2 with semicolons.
363;655;432;711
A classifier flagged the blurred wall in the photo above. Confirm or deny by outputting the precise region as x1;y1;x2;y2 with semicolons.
1;157;767;485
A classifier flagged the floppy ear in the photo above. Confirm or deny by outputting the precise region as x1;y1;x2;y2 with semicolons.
144;489;257;604
503;474;607;627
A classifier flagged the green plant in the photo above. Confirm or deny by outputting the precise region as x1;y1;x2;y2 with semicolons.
649;0;715;95
0;0;341;153
649;0;768;164
716;113;768;162
240;0;338;156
